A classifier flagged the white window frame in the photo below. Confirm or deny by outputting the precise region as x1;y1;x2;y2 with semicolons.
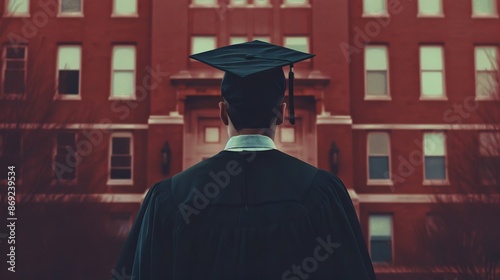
107;132;133;186
364;45;391;100
52;132;78;184
4;0;30;17
368;214;394;264
472;0;498;18
58;0;84;17
2;45;28;96
367;132;393;186
55;45;82;100
110;45;136;100
363;0;388;17
417;0;444;17
284;36;310;53
112;0;138;17
419;45;447;100
474;46;499;100
423;132;449;185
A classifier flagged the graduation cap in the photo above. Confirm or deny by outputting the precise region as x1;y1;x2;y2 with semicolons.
190;40;315;125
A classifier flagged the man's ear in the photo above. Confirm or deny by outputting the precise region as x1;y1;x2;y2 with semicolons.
276;102;287;125
219;101;229;126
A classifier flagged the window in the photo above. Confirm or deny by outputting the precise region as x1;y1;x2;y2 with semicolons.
5;0;29;16
365;46;389;98
0;132;22;180
192;0;216;5
192;36;217;54
363;0;387;16
367;132;391;181
230;0;247;5
254;0;270;6
2;46;27;95
418;0;443;16
53;132;77;181
420;46;445;98
111;46;136;99
254;36;270;43
479;132;500;184
230;36;247;45
284;36;309;53
113;0;137;16
60;0;83;15
283;0;308;5
472;0;497;17
57;46;81;98
423;132;447;181
475;47;498;99
109;133;133;183
369;214;392;263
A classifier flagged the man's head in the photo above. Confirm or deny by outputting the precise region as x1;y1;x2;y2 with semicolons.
219;68;287;134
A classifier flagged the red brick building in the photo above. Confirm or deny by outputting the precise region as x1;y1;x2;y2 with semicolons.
1;0;499;279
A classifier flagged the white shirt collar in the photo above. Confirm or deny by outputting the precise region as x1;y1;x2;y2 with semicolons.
224;134;277;152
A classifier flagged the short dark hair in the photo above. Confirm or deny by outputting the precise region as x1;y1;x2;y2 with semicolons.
224;96;283;131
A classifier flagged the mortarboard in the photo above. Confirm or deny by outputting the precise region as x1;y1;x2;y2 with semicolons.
189;40;315;125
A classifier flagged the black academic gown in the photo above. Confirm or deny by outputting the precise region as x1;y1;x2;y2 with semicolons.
113;149;377;280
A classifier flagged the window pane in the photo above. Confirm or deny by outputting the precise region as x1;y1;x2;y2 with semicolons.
366;46;388;70
419;0;442;15
204;127;220;143
473;0;495;15
280;127;296;143
110;169;131;179
115;0;137;15
6;47;26;59
421;71;444;96
369;156;390;179
112;71;135;97
231;0;247;5
111;155;132;167
61;0;82;12
284;37;309;53
254;36;270;43
4;70;25;94
475;47;497;70
368;132;389;155
424;133;445;156
476;71;498;98
371;238;392;262
113;46;135;70
193;0;216;4
479;132;500;156
58;46;81;70
112;137;131;154
367;71;387;96
230;37;247;45
425;156;446;179
284;0;308;4
58;70;80;94
7;0;29;14
363;0;386;15
370;215;392;236
420;46;443;70
254;0;269;5
192;36;216;54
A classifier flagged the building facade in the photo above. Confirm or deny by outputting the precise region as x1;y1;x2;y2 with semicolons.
1;0;499;279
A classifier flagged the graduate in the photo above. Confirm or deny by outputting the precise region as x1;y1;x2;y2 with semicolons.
113;40;377;280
